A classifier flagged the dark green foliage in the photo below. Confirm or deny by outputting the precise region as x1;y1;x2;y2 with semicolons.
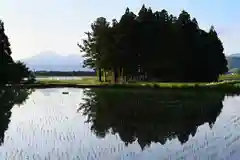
78;89;227;149
0;20;35;85
79;5;228;82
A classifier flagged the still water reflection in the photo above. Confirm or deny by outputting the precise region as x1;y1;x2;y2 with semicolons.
0;88;240;159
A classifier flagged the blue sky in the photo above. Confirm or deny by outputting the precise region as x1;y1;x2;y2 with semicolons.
0;0;239;60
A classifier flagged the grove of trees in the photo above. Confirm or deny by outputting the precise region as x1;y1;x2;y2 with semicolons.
0;20;35;85
79;5;228;83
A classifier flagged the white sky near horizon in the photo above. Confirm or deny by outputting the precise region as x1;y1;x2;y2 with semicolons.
0;0;240;60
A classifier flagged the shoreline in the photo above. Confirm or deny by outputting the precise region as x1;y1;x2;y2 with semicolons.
1;77;240;93
2;81;240;93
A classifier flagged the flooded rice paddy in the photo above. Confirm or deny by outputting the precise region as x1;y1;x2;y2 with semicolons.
0;88;240;159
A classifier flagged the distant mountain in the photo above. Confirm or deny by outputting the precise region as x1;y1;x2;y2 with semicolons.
20;51;92;71
228;53;240;57
227;53;240;70
23;51;239;72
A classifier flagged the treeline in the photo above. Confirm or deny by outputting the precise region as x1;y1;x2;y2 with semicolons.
79;5;228;83
34;71;96;77
0;20;35;85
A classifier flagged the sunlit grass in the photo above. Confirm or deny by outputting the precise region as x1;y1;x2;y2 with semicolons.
38;77;101;85
219;74;240;81
35;76;240;92
37;74;240;86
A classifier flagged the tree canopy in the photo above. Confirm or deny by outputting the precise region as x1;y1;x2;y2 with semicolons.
0;20;35;85
78;5;228;82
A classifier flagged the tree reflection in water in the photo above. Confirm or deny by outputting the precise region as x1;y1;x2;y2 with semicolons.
0;87;33;145
78;89;227;150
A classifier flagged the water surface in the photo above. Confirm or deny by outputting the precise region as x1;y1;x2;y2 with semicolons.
0;88;240;159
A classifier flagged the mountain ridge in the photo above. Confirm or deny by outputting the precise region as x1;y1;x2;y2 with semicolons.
20;51;92;71
21;51;240;72
228;53;240;57
227;54;240;70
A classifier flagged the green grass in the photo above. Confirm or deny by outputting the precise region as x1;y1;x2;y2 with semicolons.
37;76;239;86
5;75;233;94
36;74;240;84
33;76;240;93
219;74;240;81
38;77;101;85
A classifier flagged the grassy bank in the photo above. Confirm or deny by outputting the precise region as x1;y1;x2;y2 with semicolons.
37;77;100;85
37;73;240;84
36;76;239;86
219;74;240;81
6;77;239;94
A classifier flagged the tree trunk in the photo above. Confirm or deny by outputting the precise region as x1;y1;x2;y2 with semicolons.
120;68;123;83
98;68;102;82
104;70;107;82
113;68;118;83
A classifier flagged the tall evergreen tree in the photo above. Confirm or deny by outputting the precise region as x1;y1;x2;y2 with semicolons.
0;20;13;84
0;20;35;85
78;17;111;82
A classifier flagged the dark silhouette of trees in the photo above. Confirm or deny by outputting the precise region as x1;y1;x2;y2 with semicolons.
78;88;226;150
0;88;33;145
0;20;35;85
78;5;228;82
